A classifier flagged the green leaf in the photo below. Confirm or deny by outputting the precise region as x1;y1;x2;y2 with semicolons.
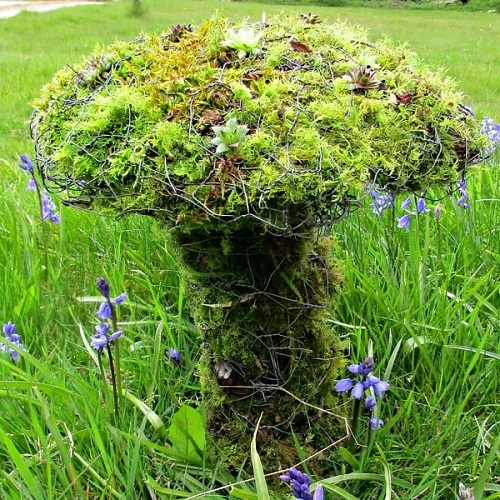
338;446;361;469
229;488;259;499
251;415;270;500
168;406;206;464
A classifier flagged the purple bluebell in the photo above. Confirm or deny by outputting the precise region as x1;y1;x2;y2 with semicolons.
401;196;411;210
366;184;395;216
480;117;500;157
397;214;412;231
169;348;182;363
97;278;111;300
416;198;428;214
335;356;389;430
335;378;354;393
19;154;34;174
369;418;384;430
348;357;375;376
96;278;127;320
280;468;322;500
41;193;60;223
90;323;123;354
1;322;26;361
351;381;365;399
365;375;390;398
456;179;470;210
365;395;377;410
434;205;442;220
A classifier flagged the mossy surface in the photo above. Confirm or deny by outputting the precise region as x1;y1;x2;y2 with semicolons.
32;14;484;234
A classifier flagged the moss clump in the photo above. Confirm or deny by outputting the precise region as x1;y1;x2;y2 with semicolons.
31;13;484;465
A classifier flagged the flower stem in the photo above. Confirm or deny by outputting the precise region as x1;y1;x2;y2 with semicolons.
348;398;361;454
110;304;122;412
97;353;112;416
106;343;120;420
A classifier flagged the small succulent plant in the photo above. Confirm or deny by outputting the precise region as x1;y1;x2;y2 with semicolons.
211;117;249;153
76;54;113;87
168;23;193;43
346;65;381;91
221;26;262;59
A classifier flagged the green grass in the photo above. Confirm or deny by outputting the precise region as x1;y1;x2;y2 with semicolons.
0;0;499;498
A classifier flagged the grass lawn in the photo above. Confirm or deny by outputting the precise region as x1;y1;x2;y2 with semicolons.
0;1;498;498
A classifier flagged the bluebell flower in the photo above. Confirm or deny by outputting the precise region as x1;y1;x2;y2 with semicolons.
434;204;442;220
90;323;123;354
401;196;411;210
348;357;375;376
41;193;60;223
369;417;384;430
19;154;34;174
3;322;16;337
1;322;26;361
336;356;389;430
457;179;470;210
481;117;500;157
397;214;412;231
366;184;395;216
335;378;353;393
96;278;126;320
365;375;390;398
351;381;365;400
280;468;323;500
97;278;111;299
416;198;428;214
365;395;377;410
169;348;182;363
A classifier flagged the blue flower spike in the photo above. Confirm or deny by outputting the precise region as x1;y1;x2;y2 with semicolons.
335;355;389;430
280;468;321;500
1;322;27;361
90;323;123;354
169;348;182;363
96;278;127;320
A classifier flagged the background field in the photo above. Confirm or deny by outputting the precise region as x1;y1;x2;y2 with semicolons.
0;1;498;498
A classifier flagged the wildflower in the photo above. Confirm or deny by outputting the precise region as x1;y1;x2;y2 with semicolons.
397;214;412;231
169;348;182;363
348;357;375;376
90;323;123;354
280;468;323;500
19;154;34;174
434;204;442;220
366;184;394;216
335;355;389;429
97;277;110;299
96;277;126;320
1;322;26;361
369;417;384;430
365;395;377;410
41;193;60;223
458;483;475;500
480;117;500;157
365;375;390;398
456;179;470;210
401;196;411;210
335;378;353;393
416;198;428;214
351;381;365;400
